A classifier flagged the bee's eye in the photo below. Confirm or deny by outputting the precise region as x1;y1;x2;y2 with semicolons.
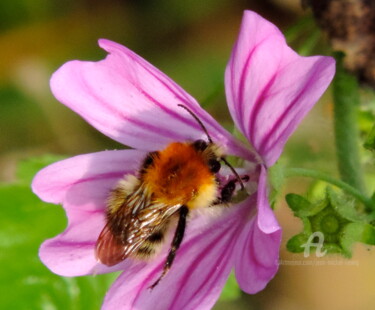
208;159;221;173
142;151;159;170
192;139;208;151
143;155;153;167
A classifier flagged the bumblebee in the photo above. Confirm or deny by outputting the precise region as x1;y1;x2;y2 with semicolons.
95;105;247;288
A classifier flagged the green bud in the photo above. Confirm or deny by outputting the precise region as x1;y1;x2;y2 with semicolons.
286;187;374;257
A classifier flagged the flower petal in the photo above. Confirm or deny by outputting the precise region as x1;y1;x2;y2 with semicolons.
257;165;280;234
234;165;281;293
50;39;252;159
225;10;335;166
34;150;145;276
32;149;145;208
102;206;246;310
39;208;130;276
234;216;281;294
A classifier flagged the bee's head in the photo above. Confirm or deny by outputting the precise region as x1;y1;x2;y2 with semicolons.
191;139;223;173
178;104;245;190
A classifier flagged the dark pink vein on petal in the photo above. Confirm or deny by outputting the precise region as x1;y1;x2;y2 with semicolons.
173;224;244;310
170;204;250;308
258;61;322;157
131;208;245;308
248;72;278;146
140;84;253;159
70;208;104;216
130;225;231;308
242;220;274;270
73;74;176;144
95;62;218;143
49;240;96;247
230;18;251;127
52;171;126;200
229;37;240;120
120;44;255;159
80;76;187;143
237;34;279;142
102;42;257;160
119;50;213;132
117;47;195;106
168;225;236;309
71;172;126;186
236;44;259;134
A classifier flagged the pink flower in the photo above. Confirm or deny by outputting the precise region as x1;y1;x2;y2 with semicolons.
32;11;335;310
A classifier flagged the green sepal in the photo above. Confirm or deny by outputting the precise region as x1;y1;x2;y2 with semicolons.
340;223;375;257
327;187;372;223
269;161;285;193
285;193;326;217
321;243;344;256
268;161;285;208
361;224;375;245
302;217;312;234
286;233;309;253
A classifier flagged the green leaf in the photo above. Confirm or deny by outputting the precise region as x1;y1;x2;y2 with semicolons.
0;157;116;309
286;233;309;253
219;273;241;302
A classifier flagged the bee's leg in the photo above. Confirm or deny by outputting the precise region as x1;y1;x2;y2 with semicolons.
219;179;237;203
213;175;250;205
149;206;189;289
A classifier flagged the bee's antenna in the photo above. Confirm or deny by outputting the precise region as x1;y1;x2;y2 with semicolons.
178;104;213;144
178;104;245;191
221;157;245;191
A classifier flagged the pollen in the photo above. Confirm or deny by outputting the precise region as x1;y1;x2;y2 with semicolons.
143;142;218;207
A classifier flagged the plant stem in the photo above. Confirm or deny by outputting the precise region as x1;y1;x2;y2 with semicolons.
332;54;366;194
284;168;373;210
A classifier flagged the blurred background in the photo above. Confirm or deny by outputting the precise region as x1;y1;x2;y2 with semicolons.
0;0;374;309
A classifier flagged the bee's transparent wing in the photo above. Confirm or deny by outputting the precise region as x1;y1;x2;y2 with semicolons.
95;184;181;266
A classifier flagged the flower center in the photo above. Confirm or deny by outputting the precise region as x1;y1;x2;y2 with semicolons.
321;214;339;234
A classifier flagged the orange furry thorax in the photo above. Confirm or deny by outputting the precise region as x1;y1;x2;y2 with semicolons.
142;142;218;207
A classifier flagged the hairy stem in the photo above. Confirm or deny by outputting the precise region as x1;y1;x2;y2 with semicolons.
284;168;373;210
332;54;366;194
